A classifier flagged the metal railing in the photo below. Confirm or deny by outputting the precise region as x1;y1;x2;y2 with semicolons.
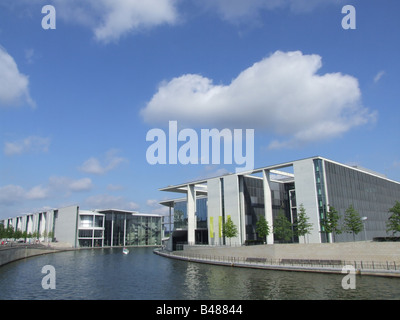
156;249;400;272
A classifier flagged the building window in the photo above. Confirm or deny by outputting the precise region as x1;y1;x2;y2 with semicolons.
79;229;93;238
80;215;93;228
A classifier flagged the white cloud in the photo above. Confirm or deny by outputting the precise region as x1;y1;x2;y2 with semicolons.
0;176;92;207
79;149;127;175
146;199;170;215
84;194;139;211
48;176;93;193
0;46;35;107
25;185;49;200
374;70;385;83
141;50;376;148
50;0;178;43
4;136;50;155
0;184;49;206
68;178;93;192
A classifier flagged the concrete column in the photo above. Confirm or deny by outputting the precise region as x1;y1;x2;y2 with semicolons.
263;169;274;244
187;184;196;245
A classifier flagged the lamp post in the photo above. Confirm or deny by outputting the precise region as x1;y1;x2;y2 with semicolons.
361;217;368;241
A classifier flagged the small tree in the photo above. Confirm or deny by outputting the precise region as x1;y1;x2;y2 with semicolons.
322;205;342;242
48;231;54;242
222;216;238;246
343;204;363;241
273;210;293;243
5;225;14;240
295;204;313;243
386;201;400;236
256;215;270;243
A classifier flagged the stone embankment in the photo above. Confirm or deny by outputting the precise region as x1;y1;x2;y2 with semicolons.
0;243;73;267
155;242;400;277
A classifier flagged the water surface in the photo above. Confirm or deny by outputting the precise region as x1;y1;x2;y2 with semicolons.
0;247;399;300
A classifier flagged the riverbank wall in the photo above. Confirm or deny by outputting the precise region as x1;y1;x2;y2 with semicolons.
0;245;68;267
154;242;400;278
182;241;400;262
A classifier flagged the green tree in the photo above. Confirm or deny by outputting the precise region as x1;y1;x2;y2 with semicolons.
48;231;54;242
322;205;342;242
5;225;14;239
256;215;270;243
222;216;238;246
295;204;313;243
273;210;293;243
0;223;5;239
343;204;363;241
386;201;400;236
14;229;23;240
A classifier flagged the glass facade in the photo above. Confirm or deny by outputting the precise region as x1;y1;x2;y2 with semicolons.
242;176;265;241
125;215;162;246
173;197;208;231
98;211;163;247
78;213;104;247
242;176;294;242
172;197;208;245
314;159;329;242
324;161;400;242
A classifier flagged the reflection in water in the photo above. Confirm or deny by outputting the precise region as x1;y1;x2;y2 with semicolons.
0;247;399;300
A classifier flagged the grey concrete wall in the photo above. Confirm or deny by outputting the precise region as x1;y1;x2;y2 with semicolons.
0;246;57;266
54;205;79;247
183;242;400;263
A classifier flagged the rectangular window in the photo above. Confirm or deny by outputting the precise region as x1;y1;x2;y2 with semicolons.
80;215;93;228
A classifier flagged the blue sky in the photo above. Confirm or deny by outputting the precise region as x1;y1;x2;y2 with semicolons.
0;0;399;220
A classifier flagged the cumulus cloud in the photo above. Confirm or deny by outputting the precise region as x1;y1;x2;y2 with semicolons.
4;136;50;155
84;194;139;211
146;199;170;215
48;176;93;193
0;176;93;207
141;50;376;148
49;0;178;43
0;184;48;206
79;149;127;175
0;46;35;107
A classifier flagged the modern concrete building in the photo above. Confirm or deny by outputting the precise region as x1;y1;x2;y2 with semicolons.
160;156;400;249
0;205;164;248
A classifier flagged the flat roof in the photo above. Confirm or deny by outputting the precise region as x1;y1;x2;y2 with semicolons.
159;155;400;193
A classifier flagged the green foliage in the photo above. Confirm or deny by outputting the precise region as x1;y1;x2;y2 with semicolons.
223;216;238;245
343;204;363;241
386;201;400;236
321;205;342;242
255;215;270;243
273;210;293;243
295;204;313;243
223;216;238;239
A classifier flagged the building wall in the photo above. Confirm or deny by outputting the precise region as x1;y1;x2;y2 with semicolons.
207;178;222;245
324;160;400;242
223;175;242;245
293;158;321;244
54;205;79;247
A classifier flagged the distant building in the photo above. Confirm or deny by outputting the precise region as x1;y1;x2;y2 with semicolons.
160;156;400;249
0;205;164;248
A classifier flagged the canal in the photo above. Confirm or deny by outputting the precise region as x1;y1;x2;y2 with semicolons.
0;247;399;300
